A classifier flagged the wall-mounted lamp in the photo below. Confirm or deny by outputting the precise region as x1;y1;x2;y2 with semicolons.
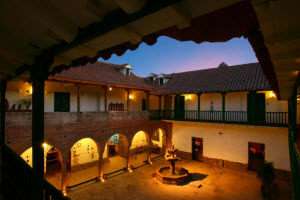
186;95;191;100
108;86;112;91
129;94;133;99
270;91;276;98
42;143;48;148
26;86;32;94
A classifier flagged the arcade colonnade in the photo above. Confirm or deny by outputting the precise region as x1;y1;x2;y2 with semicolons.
18;126;169;192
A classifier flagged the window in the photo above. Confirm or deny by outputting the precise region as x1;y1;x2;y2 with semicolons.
125;68;130;76
149;77;154;82
54;92;70;112
159;78;164;85
142;99;146;110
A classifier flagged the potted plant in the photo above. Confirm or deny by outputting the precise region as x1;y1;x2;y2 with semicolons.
21;98;32;110
256;161;275;199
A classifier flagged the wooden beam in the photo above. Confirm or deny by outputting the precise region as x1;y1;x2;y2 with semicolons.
171;4;191;29
115;0;147;14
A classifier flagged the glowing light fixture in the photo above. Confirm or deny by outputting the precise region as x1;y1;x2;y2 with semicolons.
129;94;133;99
186;95;191;100
42;143;48;148
108;86;112;91
270;92;276;98
101;177;105;183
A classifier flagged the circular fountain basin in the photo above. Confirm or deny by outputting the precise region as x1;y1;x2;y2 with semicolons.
156;166;189;185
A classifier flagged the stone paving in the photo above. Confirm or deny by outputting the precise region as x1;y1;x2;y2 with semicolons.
67;159;292;200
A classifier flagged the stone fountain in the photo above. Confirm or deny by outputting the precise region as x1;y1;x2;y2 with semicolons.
155;145;190;185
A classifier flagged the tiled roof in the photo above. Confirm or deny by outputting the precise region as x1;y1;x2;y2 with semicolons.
50;62;152;90
150;63;271;94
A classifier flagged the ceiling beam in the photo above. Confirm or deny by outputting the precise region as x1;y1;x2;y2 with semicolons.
115;0;147;14
16;0;78;43
171;4;191;29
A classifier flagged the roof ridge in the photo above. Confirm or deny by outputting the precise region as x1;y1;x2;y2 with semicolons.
161;62;259;76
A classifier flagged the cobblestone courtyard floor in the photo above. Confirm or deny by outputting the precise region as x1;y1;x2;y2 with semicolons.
68;159;292;200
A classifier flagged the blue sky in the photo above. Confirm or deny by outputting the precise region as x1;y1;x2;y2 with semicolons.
99;36;257;77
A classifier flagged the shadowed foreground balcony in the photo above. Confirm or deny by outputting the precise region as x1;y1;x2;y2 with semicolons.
149;110;288;127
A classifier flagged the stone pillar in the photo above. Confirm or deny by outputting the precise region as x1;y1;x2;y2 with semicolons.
126;146;131;169
60;154;68;193
98;153;103;178
30;54;53;200
0;79;7;185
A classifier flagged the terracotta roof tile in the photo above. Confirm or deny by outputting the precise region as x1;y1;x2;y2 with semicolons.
151;63;271;94
50;61;152;90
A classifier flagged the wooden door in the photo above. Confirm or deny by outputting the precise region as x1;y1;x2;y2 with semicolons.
174;95;185;120
248;142;265;171
192;137;203;162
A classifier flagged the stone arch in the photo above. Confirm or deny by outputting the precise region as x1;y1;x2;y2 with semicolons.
67;137;101;187
102;133;129;176
150;128;167;160
20;143;63;189
129;130;151;168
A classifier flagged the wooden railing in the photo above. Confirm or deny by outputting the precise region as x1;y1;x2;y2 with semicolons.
1;144;70;200
149;110;288;127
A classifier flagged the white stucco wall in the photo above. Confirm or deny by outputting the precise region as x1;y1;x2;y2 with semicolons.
70;138;99;166
171;121;290;171
181;91;287;112
130;131;148;149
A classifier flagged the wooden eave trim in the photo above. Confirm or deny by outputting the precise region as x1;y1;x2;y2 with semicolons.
47;77;152;91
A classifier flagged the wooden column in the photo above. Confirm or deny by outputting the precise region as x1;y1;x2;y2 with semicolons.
197;93;202;121
0;79;7;185
158;95;162;118
104;87;107;112
146;92;150;110
126;89;130;111
30;55;53;200
221;92;227;122
77;85;81;112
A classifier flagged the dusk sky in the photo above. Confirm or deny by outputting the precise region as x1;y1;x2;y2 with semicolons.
99;36;258;77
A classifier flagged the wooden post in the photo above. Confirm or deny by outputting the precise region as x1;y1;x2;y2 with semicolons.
197;93;202;121
147;92;150;111
77;85;81;112
104;87;107;112
222;92;227;122
126;89;130;111
0;79;7;185
30;54;53;200
158;95;162;119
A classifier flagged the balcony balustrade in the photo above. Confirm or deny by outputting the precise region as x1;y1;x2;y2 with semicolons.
149;110;288;127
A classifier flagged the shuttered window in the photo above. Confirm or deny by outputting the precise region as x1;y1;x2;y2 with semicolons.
54;92;70;112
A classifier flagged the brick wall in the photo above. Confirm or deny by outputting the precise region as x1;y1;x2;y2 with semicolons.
5;110;149;127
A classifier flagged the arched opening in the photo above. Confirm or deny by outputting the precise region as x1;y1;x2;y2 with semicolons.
130;131;150;168
67;138;100;187
150;128;167;161
103;134;128;176
20;144;62;189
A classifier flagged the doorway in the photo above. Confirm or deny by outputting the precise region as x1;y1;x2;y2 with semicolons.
248;142;265;171
247;93;265;123
192;137;203;162
174;95;185;120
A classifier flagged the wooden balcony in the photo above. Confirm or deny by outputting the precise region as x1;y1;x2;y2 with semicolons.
149;110;288;127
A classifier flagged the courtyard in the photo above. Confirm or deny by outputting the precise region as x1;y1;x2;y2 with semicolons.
67;159;292;200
